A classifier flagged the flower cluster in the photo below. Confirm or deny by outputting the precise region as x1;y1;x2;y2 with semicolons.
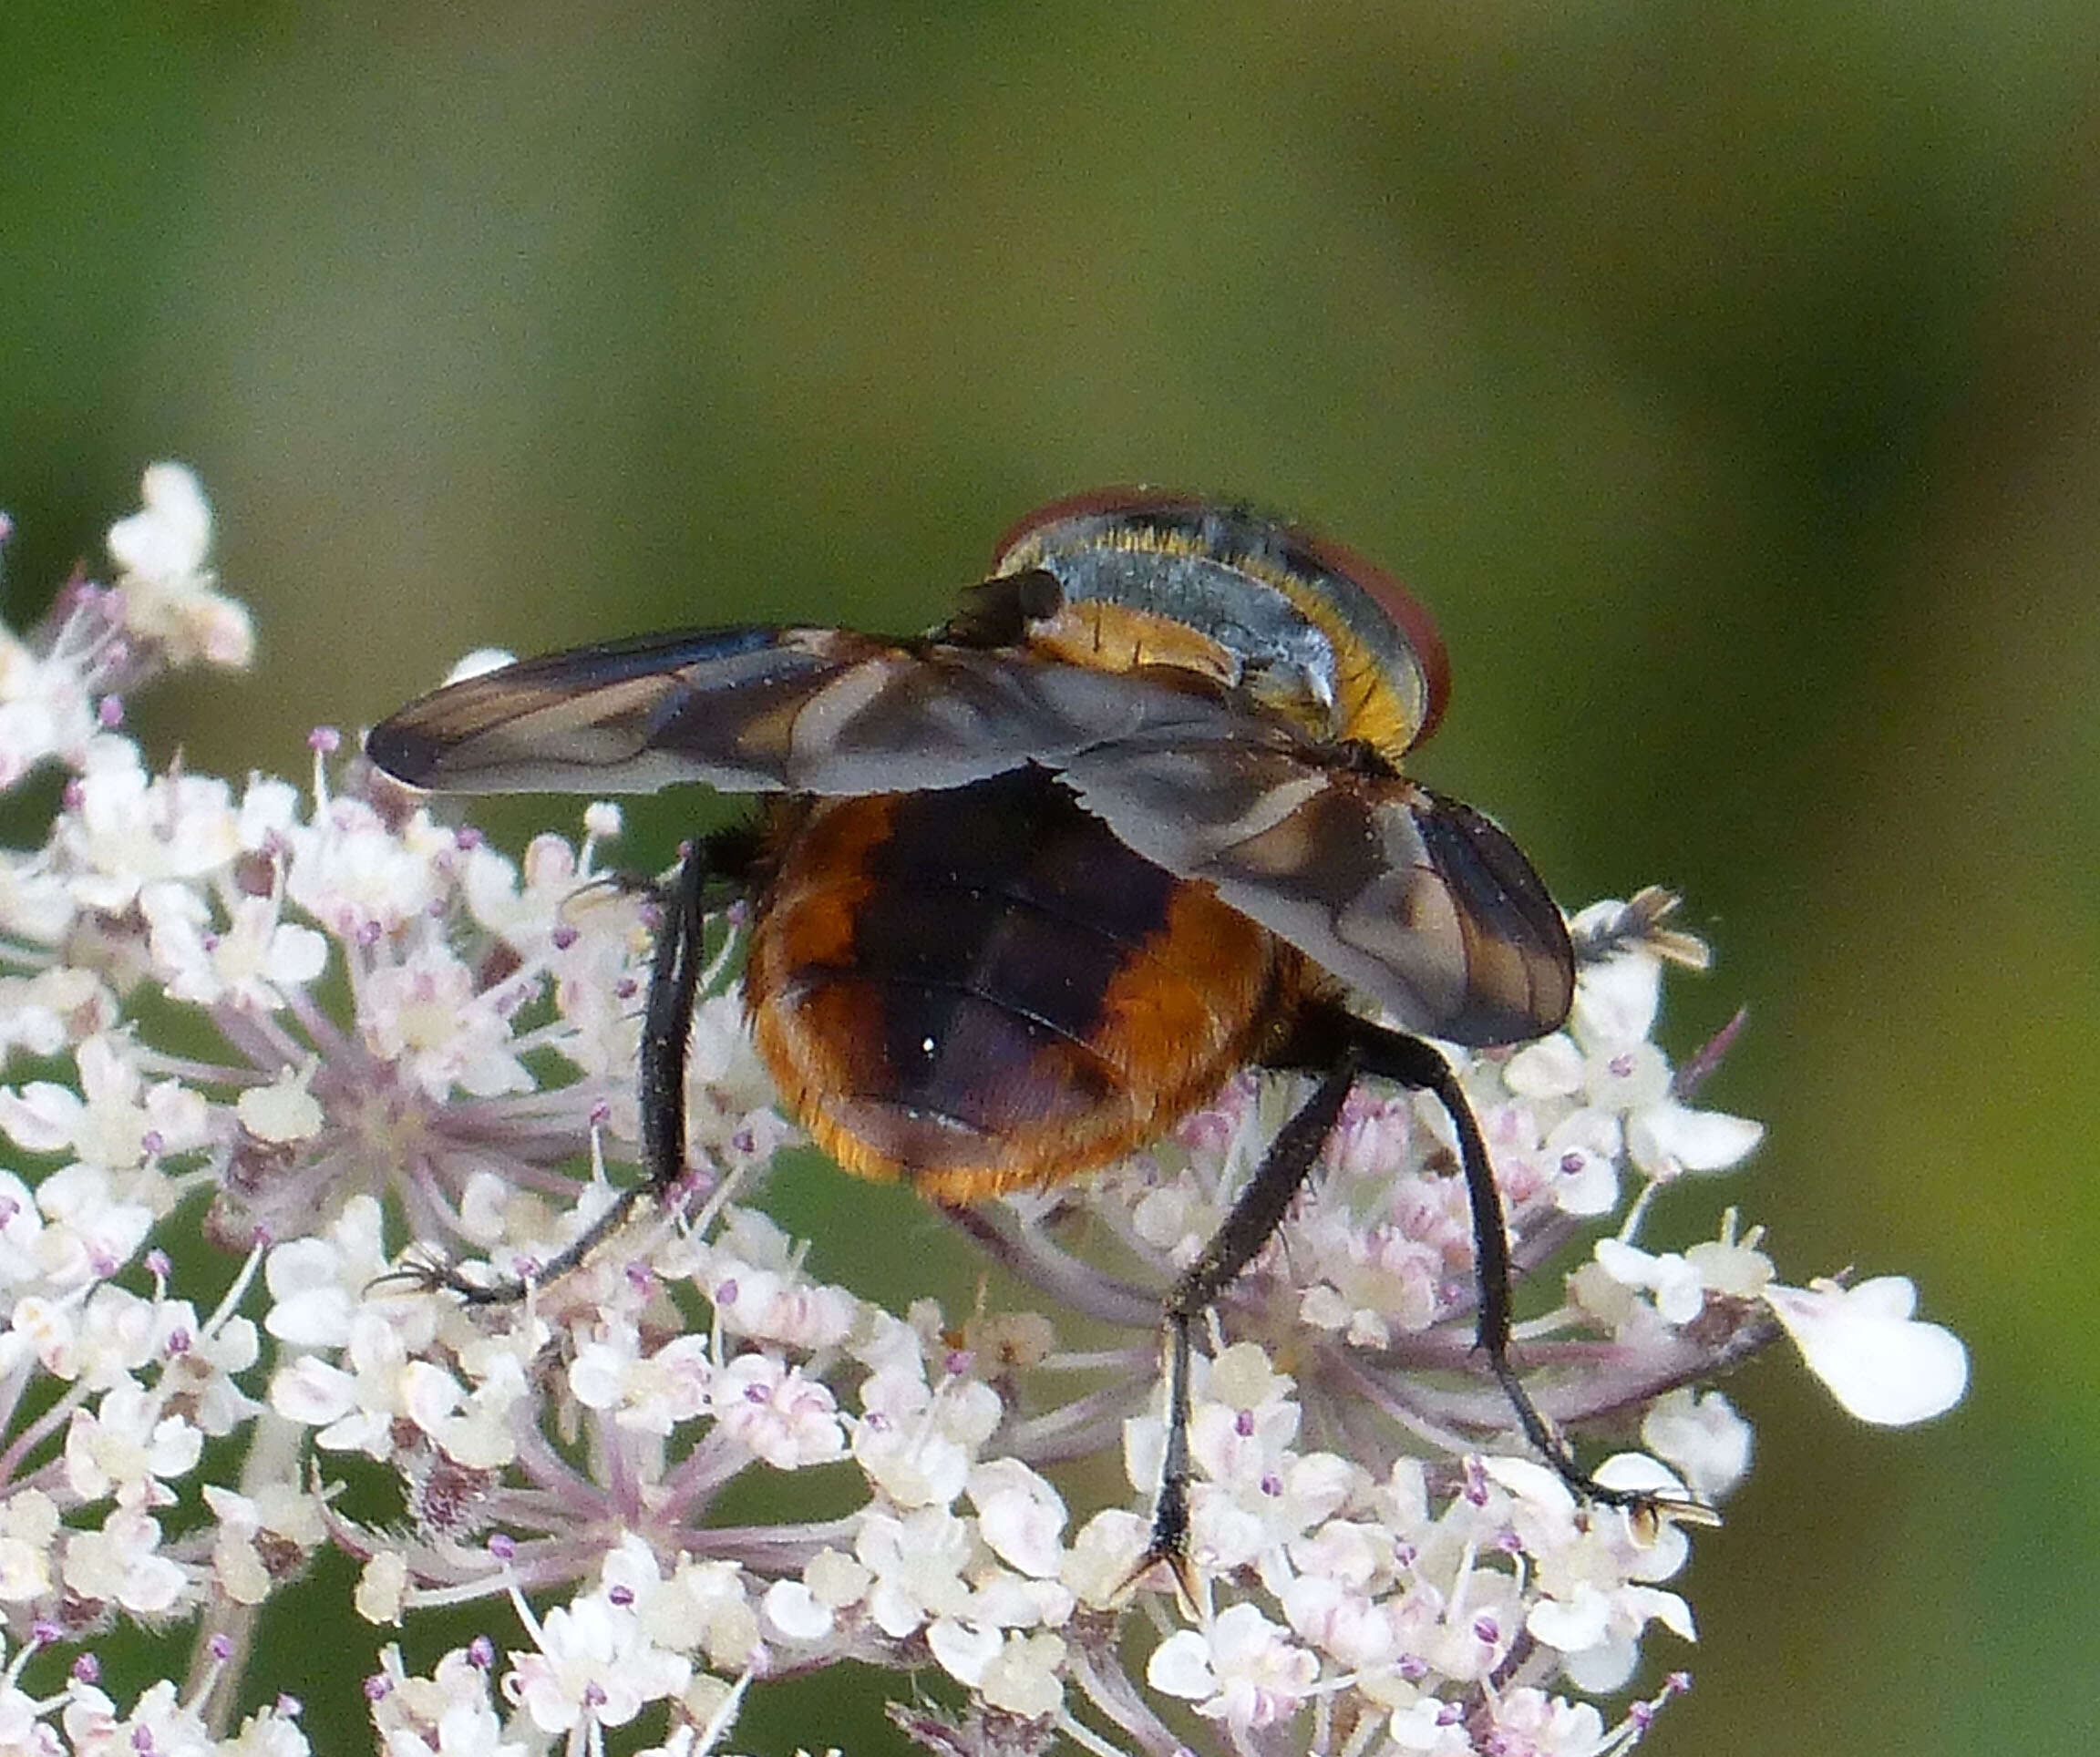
0;468;1966;1757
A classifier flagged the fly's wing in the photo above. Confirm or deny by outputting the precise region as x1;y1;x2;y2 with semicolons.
365;626;1255;798
367;627;1571;1044
1059;740;1574;1045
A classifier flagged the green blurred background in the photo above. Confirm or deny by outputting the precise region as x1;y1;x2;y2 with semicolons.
4;2;2095;1752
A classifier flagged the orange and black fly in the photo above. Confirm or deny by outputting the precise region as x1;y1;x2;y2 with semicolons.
367;489;1680;1584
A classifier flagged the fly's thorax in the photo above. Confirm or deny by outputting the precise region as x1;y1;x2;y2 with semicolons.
990;491;1446;760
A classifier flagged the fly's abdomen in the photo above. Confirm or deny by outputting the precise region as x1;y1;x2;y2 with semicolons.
745;769;1285;1199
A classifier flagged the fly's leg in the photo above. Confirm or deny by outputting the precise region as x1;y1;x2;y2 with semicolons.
1334;1017;1668;1515
1137;1049;1358;1595
1137;1000;1698;1588
638;833;712;1198
444;825;755;1306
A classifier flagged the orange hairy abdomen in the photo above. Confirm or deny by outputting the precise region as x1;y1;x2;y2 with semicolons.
744;769;1294;1201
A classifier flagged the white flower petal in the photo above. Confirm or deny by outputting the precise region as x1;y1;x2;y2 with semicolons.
1570;952;1661;1047
108;464;211;578
1527;1582;1611;1652
926;1617;1002;1688
980;1630;1065;1719
268;1356;357;1425
237;1071;324;1146
1642;1389;1754;1499
1560;1630;1641;1695
762;1579;834;1642
1628;1584;1697;1642
970;1460;1067;1579
1479;1455;1575;1516
1630;1103;1764;1175
1502;1033;1583;1099
1146;1629;1215;1700
1766;1278;1969;1425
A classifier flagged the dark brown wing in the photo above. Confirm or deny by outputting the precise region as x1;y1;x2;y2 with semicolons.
367;630;1570;1043
368;627;1247;798
1059;744;1573;1043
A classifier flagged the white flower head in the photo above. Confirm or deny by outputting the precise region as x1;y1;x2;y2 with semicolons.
856;1505;974;1638
503;1591;693;1734
1148;1600;1319;1731
0;483;1981;1757
369;1645;524;1757
106;462;254;668
710;1350;847;1469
